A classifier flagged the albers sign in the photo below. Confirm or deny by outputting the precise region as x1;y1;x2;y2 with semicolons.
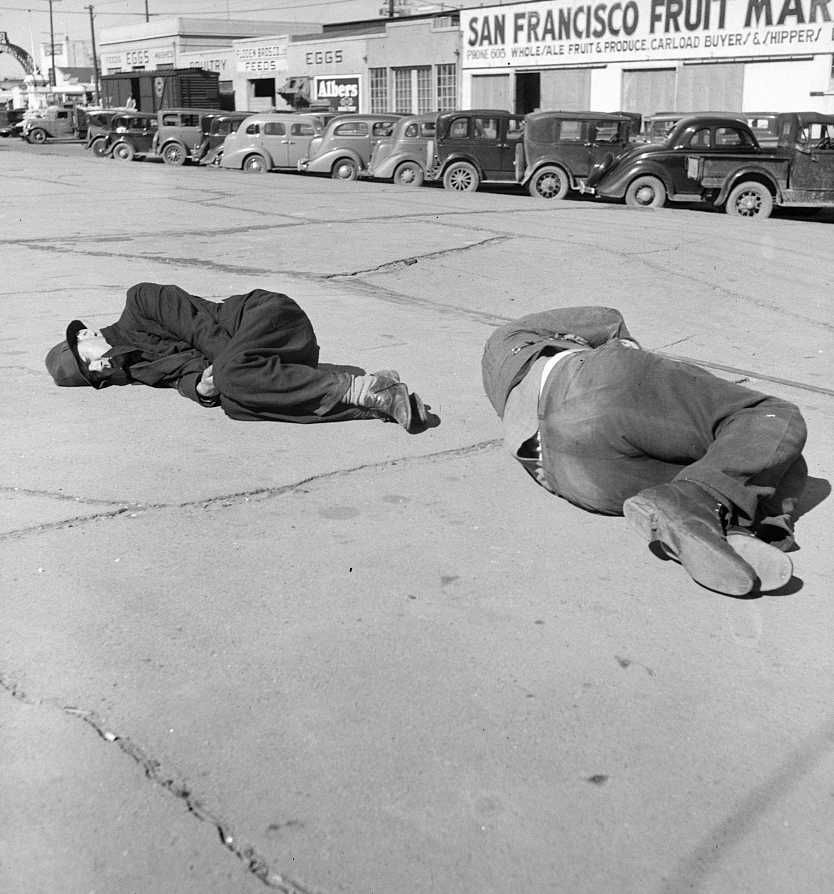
461;0;834;67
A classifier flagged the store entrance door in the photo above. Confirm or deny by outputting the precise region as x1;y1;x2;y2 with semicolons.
515;72;540;114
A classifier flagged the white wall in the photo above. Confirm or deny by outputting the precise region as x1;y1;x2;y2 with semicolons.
742;58;825;113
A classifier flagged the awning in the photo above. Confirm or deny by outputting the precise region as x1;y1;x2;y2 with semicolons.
278;76;311;106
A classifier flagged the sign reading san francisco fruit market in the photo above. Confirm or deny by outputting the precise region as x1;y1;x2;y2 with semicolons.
461;0;834;67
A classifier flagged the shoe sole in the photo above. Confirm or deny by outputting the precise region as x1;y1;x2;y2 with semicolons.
726;531;793;592
623;495;755;596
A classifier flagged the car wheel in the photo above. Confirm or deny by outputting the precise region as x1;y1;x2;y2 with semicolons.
29;128;47;145
625;175;666;208
393;161;424;187
331;158;358;181
162;142;187;166
243;154;267;173
91;137;108;157
725;181;773;220
443;161;479;192
111;142;135;161
528;165;569;199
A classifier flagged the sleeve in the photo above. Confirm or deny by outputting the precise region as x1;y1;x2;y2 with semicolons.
125;283;232;361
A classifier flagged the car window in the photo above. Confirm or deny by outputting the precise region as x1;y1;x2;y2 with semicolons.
473;118;498;139
334;121;369;136
559;120;582;141
404;122;419;138
715;127;752;147
687;128;711;148
449;117;469;138
245;123;260;135
161;113;178;126
507;118;525;138
181;114;200;127
592;121;620;143
421;122;436;137
291;122;315;136
264;122;286;136
57;111;68;119
799;122;834;148
372;121;394;136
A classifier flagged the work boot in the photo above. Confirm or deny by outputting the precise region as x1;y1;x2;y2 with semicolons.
345;374;413;429
623;481;757;596
726;528;793;591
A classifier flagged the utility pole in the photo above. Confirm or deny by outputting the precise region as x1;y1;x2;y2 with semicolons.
86;5;100;105
48;0;56;86
145;0;149;23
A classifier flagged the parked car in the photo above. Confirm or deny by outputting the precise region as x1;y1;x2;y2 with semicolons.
0;107;25;138
195;112;251;165
588;112;834;219
221;111;336;173
105;111;159;161
298;114;403;180
85;110;128;157
641;112;686;143
154;107;223;166
519;111;638;199
366;113;437;186
744;112;779;148
426;109;526;192
21;105;78;143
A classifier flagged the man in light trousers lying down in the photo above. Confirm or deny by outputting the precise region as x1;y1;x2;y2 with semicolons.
482;306;807;597
45;282;435;432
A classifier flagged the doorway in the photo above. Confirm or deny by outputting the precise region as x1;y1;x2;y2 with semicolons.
516;72;540;114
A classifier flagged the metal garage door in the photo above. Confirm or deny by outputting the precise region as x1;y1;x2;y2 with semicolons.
676;63;743;113
470;74;511;110
539;68;591;110
621;69;676;117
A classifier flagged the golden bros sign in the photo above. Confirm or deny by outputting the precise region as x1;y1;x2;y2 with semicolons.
461;0;834;66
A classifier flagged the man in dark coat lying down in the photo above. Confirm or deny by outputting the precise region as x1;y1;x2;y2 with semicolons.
482;306;808;597
45;282;434;432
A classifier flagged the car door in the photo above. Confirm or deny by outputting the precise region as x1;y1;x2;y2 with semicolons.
666;125;713;194
788;122;834;199
286;120;318;167
470;115;505;180
260;120;288;167
553;118;595;178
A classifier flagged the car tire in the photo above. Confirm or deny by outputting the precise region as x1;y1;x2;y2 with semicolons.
243;154;267;173
90;137;108;157
528;165;570;199
162;142;187;166
111;142;135;161
331;158;358;181
625;175;666;208
443;161;479;192
28;128;47;145
393;161;424;187
725;181;773;220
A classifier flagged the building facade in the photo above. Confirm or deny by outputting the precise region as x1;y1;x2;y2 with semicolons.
460;0;834;116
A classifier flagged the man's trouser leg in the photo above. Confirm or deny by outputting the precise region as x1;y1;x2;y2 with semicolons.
538;341;807;519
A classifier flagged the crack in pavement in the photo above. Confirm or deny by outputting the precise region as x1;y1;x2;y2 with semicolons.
324;235;510;278
0;439;502;541
0;674;319;893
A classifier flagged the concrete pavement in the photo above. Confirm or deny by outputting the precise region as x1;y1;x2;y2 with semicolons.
1;140;832;893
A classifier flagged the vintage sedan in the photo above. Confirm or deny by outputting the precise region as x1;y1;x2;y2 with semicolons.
298;114;403;180
587;114;765;208
194;112;251;165
520;111;638;199
220;112;335;173
105;112;159;161
366;113;437;186
426;109;526;192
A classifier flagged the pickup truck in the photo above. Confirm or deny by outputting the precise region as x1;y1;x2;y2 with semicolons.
588;112;834;219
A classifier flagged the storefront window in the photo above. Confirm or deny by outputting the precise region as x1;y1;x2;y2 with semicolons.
394;67;432;114
417;67;431;113
394;68;411;113
436;63;456;111
252;78;274;98
370;68;387;113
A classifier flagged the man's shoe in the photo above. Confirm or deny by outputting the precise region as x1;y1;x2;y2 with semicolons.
355;375;412;429
623;481;756;596
726;528;793;591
